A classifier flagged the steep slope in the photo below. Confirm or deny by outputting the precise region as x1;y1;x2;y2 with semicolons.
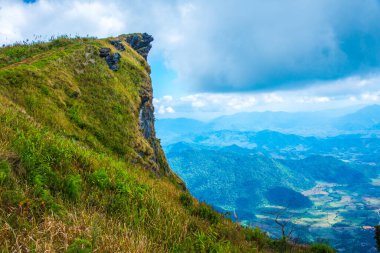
0;35;329;252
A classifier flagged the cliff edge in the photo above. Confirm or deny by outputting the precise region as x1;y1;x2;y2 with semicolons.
0;34;331;252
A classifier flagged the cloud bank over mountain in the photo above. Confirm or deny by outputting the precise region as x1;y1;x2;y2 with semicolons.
2;0;380;93
153;75;380;119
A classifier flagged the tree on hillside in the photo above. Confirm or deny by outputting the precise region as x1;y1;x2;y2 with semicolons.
266;208;306;252
266;208;303;242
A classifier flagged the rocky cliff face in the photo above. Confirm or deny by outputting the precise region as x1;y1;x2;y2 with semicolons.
123;34;156;142
138;78;166;174
125;33;154;60
126;34;169;175
100;33;182;181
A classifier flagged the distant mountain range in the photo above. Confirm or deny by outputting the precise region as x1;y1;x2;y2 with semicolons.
156;104;380;143
164;135;380;252
165;140;376;214
157;106;380;252
335;104;380;130
166;142;314;212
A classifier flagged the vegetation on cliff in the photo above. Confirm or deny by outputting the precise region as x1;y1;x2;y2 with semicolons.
0;35;333;252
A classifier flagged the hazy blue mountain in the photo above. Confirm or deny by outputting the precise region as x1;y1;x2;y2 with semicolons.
156;105;380;138
281;155;368;185
157;105;380;252
161;128;380;164
335;104;380;130
166;143;375;211
209;105;380;135
265;187;312;209
193;130;313;148
163;134;380;252
166;143;314;219
156;118;207;134
156;118;208;144
210;111;335;134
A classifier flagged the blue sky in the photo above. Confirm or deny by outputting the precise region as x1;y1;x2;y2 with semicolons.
2;0;380;119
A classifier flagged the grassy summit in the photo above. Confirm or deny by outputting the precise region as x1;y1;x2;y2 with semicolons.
0;35;332;252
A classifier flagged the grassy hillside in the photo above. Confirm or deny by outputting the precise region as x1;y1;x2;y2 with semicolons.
0;35;332;252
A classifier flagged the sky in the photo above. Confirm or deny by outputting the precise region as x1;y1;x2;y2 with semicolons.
1;0;380;119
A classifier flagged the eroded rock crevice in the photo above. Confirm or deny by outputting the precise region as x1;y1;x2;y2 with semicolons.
138;85;161;172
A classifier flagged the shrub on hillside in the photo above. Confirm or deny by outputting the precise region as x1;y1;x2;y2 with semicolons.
0;160;11;185
89;168;111;190
310;243;335;253
243;226;270;251
179;192;193;209
64;174;82;200
66;238;92;253
192;203;220;224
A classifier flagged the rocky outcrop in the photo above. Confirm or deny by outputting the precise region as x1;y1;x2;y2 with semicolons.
99;48;111;57
139;88;186;189
98;34;185;188
110;40;125;51
131;34;179;180
100;33;154;71
99;48;121;71
138;81;161;171
125;33;154;60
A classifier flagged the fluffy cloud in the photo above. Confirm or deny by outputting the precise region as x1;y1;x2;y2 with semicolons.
157;105;175;114
153;74;380;118
1;0;380;93
296;96;330;104
151;0;380;92
154;96;176;114
360;92;380;102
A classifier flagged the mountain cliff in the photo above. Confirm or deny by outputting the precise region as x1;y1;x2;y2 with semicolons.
0;34;331;252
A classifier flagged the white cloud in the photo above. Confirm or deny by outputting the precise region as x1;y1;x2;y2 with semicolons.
0;2;26;43
157;105;165;114
166;106;175;113
2;0;380;119
156;104;176;114
315;97;330;103
155;93;258;117
1;0;380;92
361;92;380;102
349;96;357;102
179;94;206;108
1;1;127;43
162;95;173;102
153;74;380;119
296;96;331;104
263;93;284;103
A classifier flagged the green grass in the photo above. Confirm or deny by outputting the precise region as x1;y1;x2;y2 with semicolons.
310;244;336;253
66;238;92;253
0;36;334;252
0;160;10;185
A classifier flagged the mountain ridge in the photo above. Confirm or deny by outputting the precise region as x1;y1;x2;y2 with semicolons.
157;104;380;139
